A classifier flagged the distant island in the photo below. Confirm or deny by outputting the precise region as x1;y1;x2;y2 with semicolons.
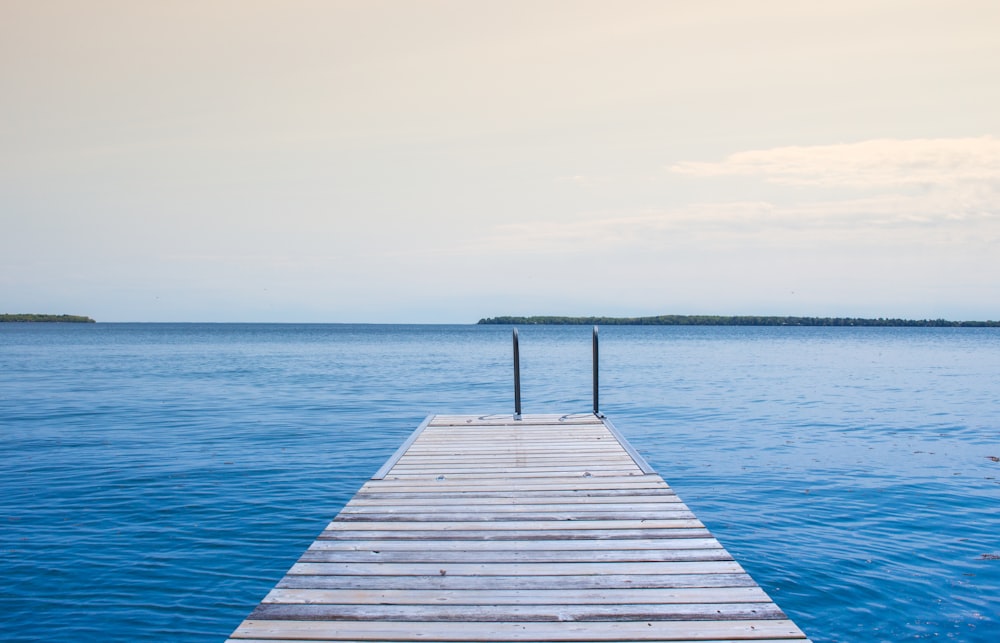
1;314;96;323
477;315;1000;327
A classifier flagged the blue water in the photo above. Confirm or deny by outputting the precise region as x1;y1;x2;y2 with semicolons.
2;323;998;642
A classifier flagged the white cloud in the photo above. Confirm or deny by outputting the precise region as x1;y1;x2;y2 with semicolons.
670;137;1000;188
458;191;998;257
449;139;1000;259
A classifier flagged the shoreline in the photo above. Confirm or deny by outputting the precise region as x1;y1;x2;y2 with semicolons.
477;315;1000;327
0;314;96;323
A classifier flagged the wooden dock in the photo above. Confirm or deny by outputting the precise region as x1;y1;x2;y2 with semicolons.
228;413;811;642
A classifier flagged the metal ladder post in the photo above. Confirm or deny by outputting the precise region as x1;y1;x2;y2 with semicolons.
593;325;603;417
513;328;521;420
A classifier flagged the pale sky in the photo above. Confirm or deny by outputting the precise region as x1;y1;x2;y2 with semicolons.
2;1;999;322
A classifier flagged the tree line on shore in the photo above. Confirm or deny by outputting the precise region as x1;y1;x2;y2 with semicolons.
0;314;96;323
477;315;1000;327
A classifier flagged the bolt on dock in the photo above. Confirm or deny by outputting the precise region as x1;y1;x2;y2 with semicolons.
228;412;811;642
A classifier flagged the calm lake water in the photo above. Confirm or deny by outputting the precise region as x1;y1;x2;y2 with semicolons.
2;323;998;642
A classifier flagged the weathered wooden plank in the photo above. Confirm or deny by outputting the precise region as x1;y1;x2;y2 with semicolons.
404;447;622;453
345;494;683;506
384;466;635;475
407;431;618;439
350;488;679;500
324;519;706;531
416;440;626;447
249;601;785;621
363;473;664;484
263;586;771;605
381;471;644;481
414;436;616;444
402;438;625;446
231;618;808;640
386;464;640;473
406;436;619;443
401;442;627;451
407;441;622;450
354;485;672;496
385;465;641;475
307;538;723;552
385;461;648;471
361;480;672;494
414;436;615;443
276;572;760;591
288;560;745;576
317;527;714;541
299;546;732;563
360;479;668;492
389;458;639;468
334;510;698;522
342;506;690;519
230;639;805;643
389;458;636;467
297;548;732;564
406;442;622;450
415;431;612;440
407;436;616;445
429;414;602;425
341;501;688;513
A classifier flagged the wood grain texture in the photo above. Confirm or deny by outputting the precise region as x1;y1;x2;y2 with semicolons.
229;413;811;642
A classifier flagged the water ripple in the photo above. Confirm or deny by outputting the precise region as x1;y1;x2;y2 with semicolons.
2;324;999;641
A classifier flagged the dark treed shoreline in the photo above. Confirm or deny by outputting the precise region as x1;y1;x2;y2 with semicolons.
2;314;997;327
1;314;96;323
478;315;1000;327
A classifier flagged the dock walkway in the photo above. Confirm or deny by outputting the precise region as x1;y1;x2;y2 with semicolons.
228;413;811;642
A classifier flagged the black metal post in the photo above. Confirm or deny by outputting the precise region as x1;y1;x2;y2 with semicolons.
513;328;521;419
592;325;600;416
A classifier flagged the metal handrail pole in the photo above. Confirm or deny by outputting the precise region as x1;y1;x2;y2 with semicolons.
513;328;522;419
592;325;600;416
